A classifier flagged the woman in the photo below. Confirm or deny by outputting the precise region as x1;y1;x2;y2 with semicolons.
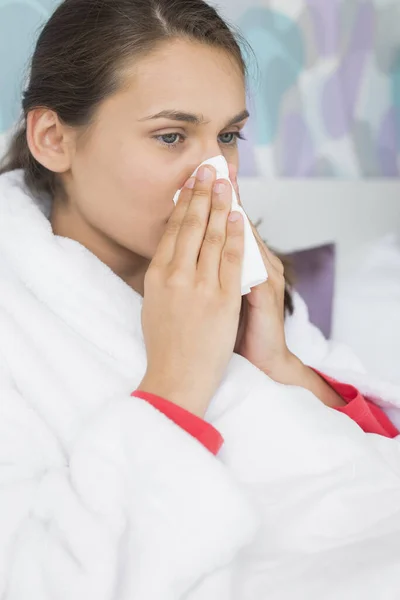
1;1;400;598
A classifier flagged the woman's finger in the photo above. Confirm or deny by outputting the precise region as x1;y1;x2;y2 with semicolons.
151;179;195;268
261;242;284;274
219;210;245;295
243;210;284;274
197;179;232;284
173;166;216;271
249;218;285;279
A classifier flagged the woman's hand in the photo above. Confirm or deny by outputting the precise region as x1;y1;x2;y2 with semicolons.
229;164;346;407
138;165;245;418
229;164;294;380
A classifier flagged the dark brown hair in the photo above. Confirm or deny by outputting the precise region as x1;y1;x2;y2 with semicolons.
0;0;293;314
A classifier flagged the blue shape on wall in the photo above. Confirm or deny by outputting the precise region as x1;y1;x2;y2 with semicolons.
239;8;304;145
0;0;57;133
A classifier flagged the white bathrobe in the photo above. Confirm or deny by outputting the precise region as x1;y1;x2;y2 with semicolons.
1;169;400;600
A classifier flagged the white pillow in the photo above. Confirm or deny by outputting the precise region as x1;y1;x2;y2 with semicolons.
333;235;400;384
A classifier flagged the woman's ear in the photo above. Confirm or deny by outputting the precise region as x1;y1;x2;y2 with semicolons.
26;108;75;173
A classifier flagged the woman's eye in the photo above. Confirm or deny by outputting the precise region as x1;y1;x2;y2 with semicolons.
155;131;245;149
218;132;244;145
156;133;184;147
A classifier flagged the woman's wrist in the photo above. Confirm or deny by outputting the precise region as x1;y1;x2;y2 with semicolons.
263;351;305;386
264;352;346;408
136;373;208;419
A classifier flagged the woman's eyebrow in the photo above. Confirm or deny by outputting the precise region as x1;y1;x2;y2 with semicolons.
139;109;250;127
224;109;250;127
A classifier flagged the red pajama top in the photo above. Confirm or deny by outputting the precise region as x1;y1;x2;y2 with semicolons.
132;372;399;456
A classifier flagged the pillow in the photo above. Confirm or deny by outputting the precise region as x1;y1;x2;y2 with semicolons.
284;243;336;339
333;235;400;384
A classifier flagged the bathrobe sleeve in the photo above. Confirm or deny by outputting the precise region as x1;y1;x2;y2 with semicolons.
317;372;399;437
133;380;399;444
0;362;255;600
132;390;224;454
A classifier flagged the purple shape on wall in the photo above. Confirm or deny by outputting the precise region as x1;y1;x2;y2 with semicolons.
285;243;336;339
322;2;374;138
304;0;341;56
378;108;399;177
281;112;316;177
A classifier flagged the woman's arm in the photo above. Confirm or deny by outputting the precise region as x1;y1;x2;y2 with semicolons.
267;352;346;408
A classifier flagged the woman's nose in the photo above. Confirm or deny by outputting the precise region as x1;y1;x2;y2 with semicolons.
178;151;223;188
190;148;224;178
199;144;224;166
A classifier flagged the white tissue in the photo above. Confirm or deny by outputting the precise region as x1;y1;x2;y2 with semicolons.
173;155;268;295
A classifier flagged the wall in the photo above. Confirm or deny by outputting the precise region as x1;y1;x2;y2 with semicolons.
0;0;57;131
214;0;400;177
1;0;400;177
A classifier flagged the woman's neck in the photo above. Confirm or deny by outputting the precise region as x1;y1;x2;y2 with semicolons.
50;199;149;297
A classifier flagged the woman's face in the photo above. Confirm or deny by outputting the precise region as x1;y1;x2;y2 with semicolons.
59;39;248;273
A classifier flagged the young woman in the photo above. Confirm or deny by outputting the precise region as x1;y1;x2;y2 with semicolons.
1;1;400;598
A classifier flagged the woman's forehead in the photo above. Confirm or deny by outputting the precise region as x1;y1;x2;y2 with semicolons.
119;40;246;122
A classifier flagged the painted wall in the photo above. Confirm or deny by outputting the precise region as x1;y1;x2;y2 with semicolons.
215;0;400;177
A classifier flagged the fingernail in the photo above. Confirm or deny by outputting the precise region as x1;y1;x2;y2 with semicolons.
197;166;212;181
184;177;195;189
228;211;241;222
213;182;227;194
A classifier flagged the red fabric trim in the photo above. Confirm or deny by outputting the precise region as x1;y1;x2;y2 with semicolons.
314;371;399;438
131;390;224;455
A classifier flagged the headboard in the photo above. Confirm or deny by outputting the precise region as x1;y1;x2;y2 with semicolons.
238;178;400;280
